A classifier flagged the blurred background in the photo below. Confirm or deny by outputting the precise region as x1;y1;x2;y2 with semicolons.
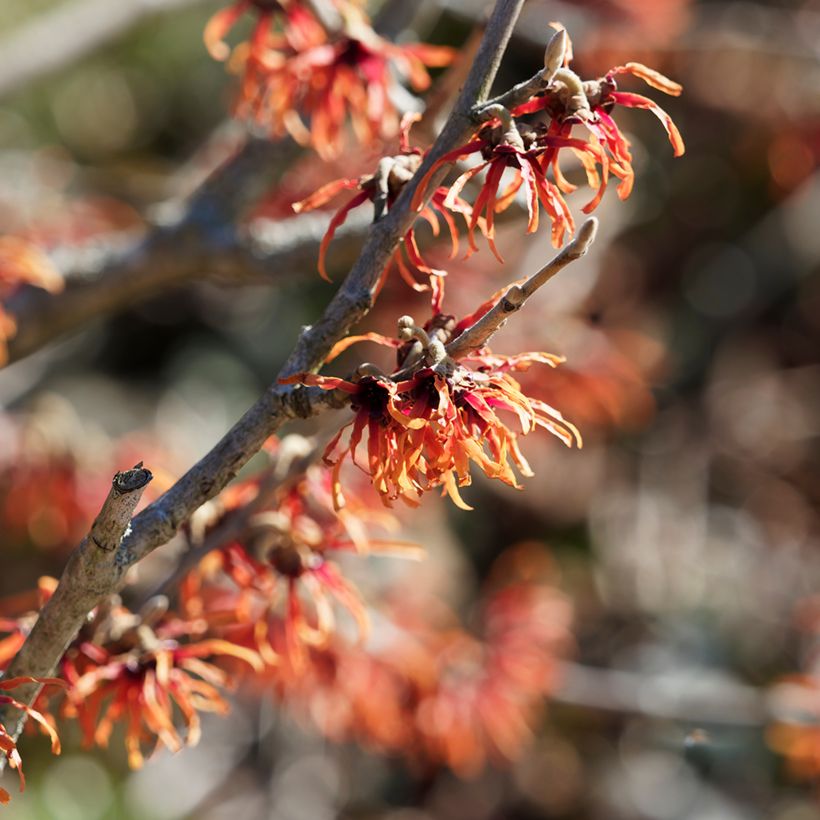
1;0;820;818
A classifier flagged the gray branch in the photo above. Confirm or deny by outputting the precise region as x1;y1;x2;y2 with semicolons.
446;216;598;359
5;206;370;364
0;0;526;751
0;464;152;738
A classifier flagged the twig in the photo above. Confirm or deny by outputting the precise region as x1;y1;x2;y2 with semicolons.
0;0;526;743
0;464;152;744
446;216;598;359
0;0;207;100
555;661;768;727
476;28;568;117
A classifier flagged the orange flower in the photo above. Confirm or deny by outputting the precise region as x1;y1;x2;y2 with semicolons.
0;236;63;365
255;544;572;776
205;1;453;158
272;31;453;159
767;677;820;780
0;676;64;806
181;455;420;671
57;602;261;769
284;309;580;510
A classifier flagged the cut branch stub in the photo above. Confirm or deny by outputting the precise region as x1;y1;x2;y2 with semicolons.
0;465;153;754
92;464;153;552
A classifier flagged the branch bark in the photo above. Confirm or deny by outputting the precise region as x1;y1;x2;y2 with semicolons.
555;661;768;727
5;207;370;364
0;0;526;745
0;464;152;739
446;216;598;359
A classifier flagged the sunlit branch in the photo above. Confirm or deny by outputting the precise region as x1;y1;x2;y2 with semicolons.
0;464;152;750
446;217;598;359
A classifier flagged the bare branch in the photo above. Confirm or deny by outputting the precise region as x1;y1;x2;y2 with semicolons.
5;207;370;364
278;0;525;378
0;0;207;100
555;661;768;727
0;464;152;741
149;435;325;599
446;217;598;359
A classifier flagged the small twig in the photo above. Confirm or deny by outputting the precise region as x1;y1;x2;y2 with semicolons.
446;217;598;359
0;464;152;755
555;661;768;727
475;28;567;117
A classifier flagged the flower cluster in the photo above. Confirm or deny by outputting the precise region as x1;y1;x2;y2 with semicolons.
284;305;580;510
254;543;573;776
205;0;453;158
412;29;684;248
180;443;421;671
291;26;683;308
11;596;259;770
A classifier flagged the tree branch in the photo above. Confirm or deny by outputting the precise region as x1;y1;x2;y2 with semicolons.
446;217;598;360
0;464;152;741
555;661;768;727
149;434;324;600
0;0;526;742
0;0;208;100
278;0;525;378
5;207;370;364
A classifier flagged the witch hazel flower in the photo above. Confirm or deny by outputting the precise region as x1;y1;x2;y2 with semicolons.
252;543;573;777
412;27;683;251
180;451;422;671
0;675;65;806
44;596;261;769
283;308;581;511
509;28;685;200
292;115;482;311
204;1;453;159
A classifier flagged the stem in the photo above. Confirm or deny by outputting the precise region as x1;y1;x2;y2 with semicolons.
446;217;598;359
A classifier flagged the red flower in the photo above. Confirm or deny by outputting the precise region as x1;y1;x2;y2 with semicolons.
0;676;64;806
283;309;580;510
413;116;603;253
513;57;685;200
411;29;683;251
292;117;481;311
